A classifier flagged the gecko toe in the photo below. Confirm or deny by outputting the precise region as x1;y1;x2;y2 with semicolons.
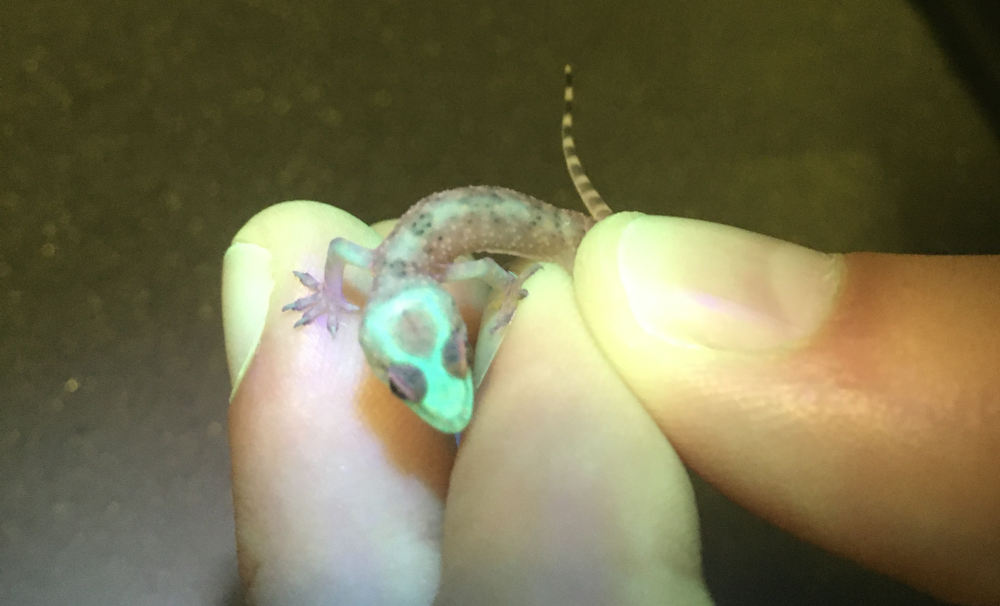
284;272;359;338
282;292;320;312
294;303;326;326
292;271;322;290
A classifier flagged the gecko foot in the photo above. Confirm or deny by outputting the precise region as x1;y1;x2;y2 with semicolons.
282;270;359;337
488;263;543;334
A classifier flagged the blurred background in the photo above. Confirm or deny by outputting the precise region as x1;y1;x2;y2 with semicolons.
1;0;998;604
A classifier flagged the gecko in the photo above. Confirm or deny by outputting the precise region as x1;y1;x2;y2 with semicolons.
283;65;612;433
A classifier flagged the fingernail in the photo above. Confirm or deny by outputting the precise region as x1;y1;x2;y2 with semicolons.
222;242;275;395
617;215;844;351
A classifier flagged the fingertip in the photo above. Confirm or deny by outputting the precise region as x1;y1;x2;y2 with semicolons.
575;212;845;379
222;201;380;394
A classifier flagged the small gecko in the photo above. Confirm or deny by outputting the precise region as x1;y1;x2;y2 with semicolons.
284;65;612;433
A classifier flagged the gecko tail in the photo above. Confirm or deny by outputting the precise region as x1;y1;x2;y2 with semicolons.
562;64;612;222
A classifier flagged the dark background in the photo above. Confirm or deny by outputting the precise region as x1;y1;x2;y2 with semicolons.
1;0;998;604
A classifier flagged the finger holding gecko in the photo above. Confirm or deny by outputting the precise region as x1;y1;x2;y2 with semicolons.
221;199;710;605
223;201;459;605
218;64;711;605
574;213;1000;604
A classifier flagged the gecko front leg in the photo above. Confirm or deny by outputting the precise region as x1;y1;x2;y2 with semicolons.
444;258;543;333
283;237;374;336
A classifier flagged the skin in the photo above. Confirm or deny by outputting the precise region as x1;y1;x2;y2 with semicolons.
223;202;1000;605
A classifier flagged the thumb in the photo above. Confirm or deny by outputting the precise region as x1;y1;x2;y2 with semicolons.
575;213;1000;605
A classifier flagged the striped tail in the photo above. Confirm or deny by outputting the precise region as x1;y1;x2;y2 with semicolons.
562;65;612;221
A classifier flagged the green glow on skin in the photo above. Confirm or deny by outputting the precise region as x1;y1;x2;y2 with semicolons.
360;284;474;433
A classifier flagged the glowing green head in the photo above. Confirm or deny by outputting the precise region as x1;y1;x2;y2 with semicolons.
359;283;474;433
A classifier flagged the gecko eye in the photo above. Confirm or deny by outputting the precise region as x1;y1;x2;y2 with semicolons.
440;328;469;379
387;363;428;403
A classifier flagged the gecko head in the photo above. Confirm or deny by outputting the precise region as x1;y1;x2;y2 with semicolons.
359;283;474;434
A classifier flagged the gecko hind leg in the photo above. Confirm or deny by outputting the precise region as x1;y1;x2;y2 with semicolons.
445;258;543;334
282;237;373;337
489;263;543;334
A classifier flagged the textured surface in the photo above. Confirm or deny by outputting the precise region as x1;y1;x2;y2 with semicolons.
1;0;998;604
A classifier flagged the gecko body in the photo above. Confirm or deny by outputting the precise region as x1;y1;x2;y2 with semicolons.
284;66;610;433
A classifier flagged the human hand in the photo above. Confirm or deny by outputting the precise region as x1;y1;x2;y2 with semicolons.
222;203;999;605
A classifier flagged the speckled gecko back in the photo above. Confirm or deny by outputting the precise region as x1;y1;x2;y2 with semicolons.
374;186;594;291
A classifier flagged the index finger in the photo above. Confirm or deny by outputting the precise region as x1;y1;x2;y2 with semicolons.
223;201;457;604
